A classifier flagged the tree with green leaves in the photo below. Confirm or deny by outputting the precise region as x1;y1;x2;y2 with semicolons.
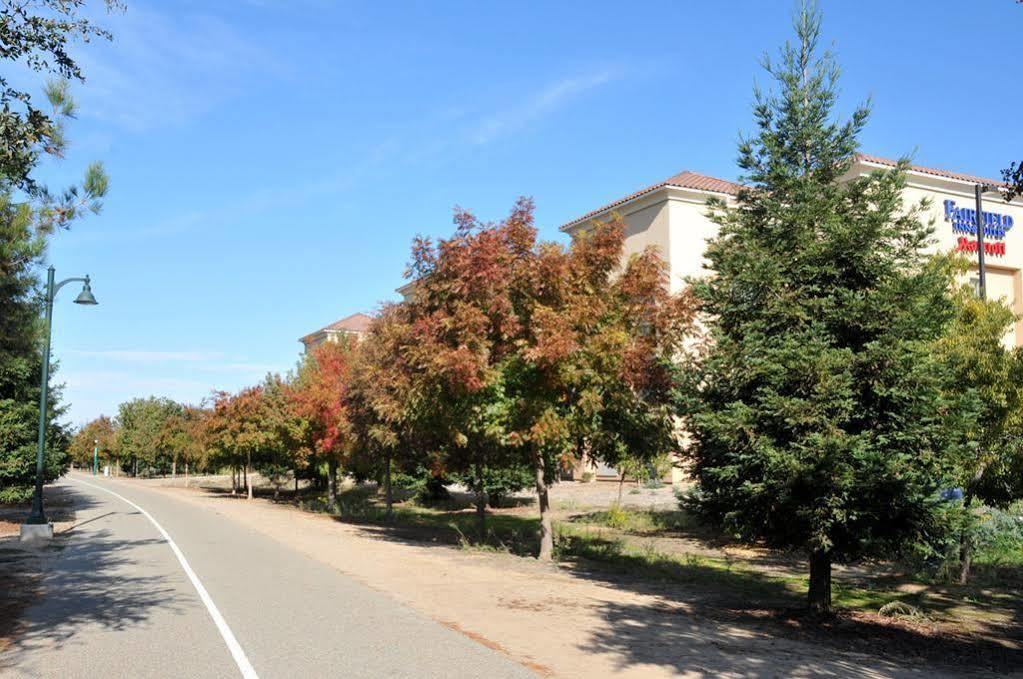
156;403;212;482
680;4;973;614
69;414;117;471
114;397;183;477
935;281;1023;582
253;374;306;501
1002;162;1022;202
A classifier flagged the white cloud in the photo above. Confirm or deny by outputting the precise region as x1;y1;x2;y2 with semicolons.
468;68;624;145
70;60;628;245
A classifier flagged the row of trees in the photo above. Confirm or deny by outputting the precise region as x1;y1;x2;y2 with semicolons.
66;3;1023;616
72;201;697;562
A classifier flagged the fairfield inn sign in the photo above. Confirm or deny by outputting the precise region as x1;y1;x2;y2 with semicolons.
945;199;1014;257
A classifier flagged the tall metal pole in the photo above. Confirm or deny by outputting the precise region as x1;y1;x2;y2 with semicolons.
26;267;55;525
975;183;987;301
93;439;98;476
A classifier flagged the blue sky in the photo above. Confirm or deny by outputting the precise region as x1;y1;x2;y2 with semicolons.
31;0;1023;424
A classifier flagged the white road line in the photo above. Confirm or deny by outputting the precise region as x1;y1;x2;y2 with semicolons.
70;476;260;679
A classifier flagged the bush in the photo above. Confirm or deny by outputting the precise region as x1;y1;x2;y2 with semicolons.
450;463;534;508
893;500;1023;583
972;503;1023;569
393;465;452;505
605;505;630;529
484;465;534;508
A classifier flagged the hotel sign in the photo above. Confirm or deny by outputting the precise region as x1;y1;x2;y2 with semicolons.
945;199;1013;257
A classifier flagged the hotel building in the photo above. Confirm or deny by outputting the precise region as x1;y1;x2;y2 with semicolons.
562;154;1023;348
561;154;1023;482
299;312;374;352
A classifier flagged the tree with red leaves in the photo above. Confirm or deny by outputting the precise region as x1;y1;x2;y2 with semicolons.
502;212;697;560
290;339;355;512
204;375;299;500
348;303;423;518
206;386;265;500
402;198;696;557
401;200;537;542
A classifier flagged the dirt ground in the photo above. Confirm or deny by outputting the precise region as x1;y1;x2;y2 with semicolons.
122;475;1015;678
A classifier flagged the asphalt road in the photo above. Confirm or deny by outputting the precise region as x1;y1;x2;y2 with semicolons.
0;473;533;679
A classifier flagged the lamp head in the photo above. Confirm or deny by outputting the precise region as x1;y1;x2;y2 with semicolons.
74;276;98;305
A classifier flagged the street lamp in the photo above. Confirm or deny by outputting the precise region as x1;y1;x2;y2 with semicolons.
93;438;99;476
22;266;97;541
974;183;1006;301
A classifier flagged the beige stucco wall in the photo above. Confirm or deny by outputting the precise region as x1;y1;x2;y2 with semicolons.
666;194;722;292
614;198;671;273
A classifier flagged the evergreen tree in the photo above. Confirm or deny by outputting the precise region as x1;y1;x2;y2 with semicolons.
0;0;116;502
681;4;972;613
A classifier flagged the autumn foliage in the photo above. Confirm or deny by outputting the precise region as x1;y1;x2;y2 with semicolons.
80;198;697;559
290;339;355;509
395;198;696;556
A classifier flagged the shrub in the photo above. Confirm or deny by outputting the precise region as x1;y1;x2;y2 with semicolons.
605;505;630;530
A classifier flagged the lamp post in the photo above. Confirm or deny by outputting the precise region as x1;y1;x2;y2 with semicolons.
974;183;1005;301
22;267;97;539
93;438;99;476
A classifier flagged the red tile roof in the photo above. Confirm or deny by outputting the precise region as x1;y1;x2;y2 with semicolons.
854;154;1005;188
323;312;374;334
560;170;741;231
561;155;1009;233
300;312;374;344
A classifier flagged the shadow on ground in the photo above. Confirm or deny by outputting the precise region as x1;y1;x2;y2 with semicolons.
0;485;187;667
190;479;1023;675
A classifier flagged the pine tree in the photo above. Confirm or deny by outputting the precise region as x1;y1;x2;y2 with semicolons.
681;3;972;614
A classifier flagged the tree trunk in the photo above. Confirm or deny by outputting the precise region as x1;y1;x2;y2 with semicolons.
231;466;237;495
171;458;177;478
133;457;137;478
184;461;189;488
534;449;554;561
475;458;486;544
295;472;299;495
808;549;832;614
245;452;252;500
384;453;393;519
958;466;986;584
959;492;978;584
327;458;339;513
617;473;626;506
